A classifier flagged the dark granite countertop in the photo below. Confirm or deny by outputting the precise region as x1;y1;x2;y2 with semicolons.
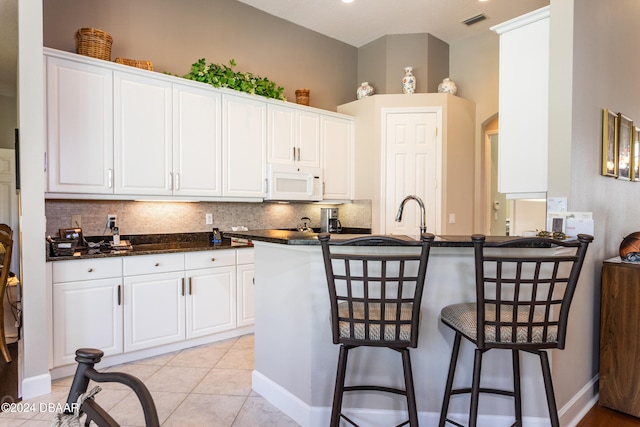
46;232;251;261
221;230;544;247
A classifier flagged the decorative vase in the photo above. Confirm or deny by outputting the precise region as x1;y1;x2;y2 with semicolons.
295;88;310;106
402;67;416;94
438;78;457;95
356;82;374;99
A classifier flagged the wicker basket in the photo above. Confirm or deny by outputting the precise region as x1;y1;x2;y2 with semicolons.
50;239;78;257
75;28;113;61
115;57;154;71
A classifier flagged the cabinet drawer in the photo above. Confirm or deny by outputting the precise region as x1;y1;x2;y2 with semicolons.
53;258;122;283
236;248;254;265
124;253;184;276
185;249;235;270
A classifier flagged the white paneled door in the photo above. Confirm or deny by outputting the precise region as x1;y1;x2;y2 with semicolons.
383;109;441;237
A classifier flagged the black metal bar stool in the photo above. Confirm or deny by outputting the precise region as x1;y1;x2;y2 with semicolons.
320;232;435;427
53;348;160;427
438;234;593;427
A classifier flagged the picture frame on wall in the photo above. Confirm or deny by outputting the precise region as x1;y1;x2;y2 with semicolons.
618;113;633;180
602;108;618;177
633;127;640;181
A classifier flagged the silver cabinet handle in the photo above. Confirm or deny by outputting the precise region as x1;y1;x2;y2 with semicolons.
117;284;122;306
175;173;180;191
189;277;193;295
108;169;113;188
297;147;301;161
88;268;94;273
181;278;185;296
292;146;296;161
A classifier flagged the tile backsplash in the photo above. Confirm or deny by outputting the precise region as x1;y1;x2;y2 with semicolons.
45;200;372;238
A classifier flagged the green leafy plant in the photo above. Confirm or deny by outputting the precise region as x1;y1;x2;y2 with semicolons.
182;58;286;101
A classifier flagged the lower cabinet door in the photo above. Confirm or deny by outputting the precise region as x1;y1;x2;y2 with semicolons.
124;271;185;352
52;278;123;367
236;263;255;327
186;266;236;339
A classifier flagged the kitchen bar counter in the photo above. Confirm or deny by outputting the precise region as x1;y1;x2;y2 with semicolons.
223;229;551;247
247;233;558;427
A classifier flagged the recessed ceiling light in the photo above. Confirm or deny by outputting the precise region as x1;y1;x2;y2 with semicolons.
342;0;354;3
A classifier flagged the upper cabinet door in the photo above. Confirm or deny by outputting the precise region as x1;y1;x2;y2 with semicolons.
493;7;549;197
321;115;353;200
46;56;114;194
267;104;320;168
114;71;173;196
173;85;222;197
222;94;266;198
296;109;321;167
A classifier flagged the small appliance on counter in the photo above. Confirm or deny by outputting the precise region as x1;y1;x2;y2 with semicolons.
320;208;342;233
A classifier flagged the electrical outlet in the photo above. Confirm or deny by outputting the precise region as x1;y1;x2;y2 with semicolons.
205;213;213;225
449;213;456;224
107;214;117;230
71;215;82;229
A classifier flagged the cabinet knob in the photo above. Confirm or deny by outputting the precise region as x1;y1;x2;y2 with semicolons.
211;258;216;262
155;262;160;267
88;268;94;273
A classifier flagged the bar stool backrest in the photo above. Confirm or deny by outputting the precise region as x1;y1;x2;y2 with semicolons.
320;233;434;348
472;234;593;350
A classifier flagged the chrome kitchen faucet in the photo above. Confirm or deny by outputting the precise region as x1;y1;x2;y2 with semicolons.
395;195;427;234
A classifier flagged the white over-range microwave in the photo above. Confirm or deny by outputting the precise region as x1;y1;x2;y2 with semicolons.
265;164;322;201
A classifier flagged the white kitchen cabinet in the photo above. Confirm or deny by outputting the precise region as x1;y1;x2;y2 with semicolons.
268;103;321;168
51;258;123;367
321;115;354;200
173;84;222;197
123;253;185;352
491;7;550;197
185;250;237;338
236;248;255;327
222;94;267;198
46;55;114;194
114;71;173;196
338;94;475;236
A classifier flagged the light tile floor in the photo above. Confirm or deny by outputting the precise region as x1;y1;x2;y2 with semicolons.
0;334;300;426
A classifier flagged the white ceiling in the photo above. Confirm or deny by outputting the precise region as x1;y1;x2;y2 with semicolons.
236;0;550;47
0;0;549;98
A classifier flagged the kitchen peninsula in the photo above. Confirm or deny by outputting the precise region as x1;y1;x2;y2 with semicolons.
224;230;556;427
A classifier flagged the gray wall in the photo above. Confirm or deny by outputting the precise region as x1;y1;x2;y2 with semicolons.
357;33;450;95
42;0;358;111
0;95;16;149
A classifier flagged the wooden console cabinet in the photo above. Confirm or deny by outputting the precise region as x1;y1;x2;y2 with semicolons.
599;258;640;417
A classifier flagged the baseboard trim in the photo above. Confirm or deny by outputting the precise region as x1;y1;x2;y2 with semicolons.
560;374;599;427
21;373;52;400
252;370;555;427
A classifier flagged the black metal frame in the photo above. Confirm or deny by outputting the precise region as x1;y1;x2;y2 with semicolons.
439;234;593;427
320;232;435;427
64;348;160;427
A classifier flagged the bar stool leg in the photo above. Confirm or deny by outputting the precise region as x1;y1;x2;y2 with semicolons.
469;348;484;427
512;350;522;426
401;348;418;427
539;350;560;427
331;345;350;427
439;332;462;427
